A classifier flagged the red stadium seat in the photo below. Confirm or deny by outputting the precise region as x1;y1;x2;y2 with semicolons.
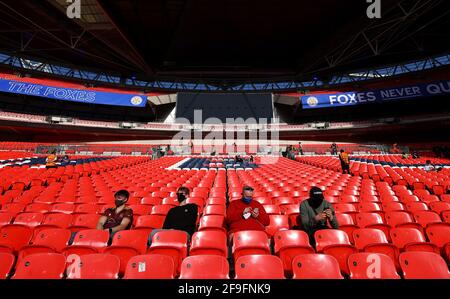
443;211;450;223
355;212;390;236
0;212;13;227
134;215;165;234
180;255;230;279
124;254;175;279
203;205;226;216
0;252;15;279
66;254;120;279
232;230;271;262
347;253;400;279
292;254;344;279
426;226;450;249
13;212;44;227
399;252;450;279
235;255;284;279
198;215;226;233
147;230;189;274
265;215;289;237
103;230;149;274
73;203;100;214
429;201;450;214
335;213;359;243
314;230;357;275
25;203;52;213
51;203;75;214
34;213;73;234
189;230;228;257
413;211;443;228
12;253;66;279
69;214;101;232
0;224;33;252
390;227;439;253
128;204;151;216
273;230;314;275
62;229;109;256
18;228;71;262
262;205;281;215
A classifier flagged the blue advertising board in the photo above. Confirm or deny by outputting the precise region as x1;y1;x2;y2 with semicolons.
0;78;147;107
301;81;450;109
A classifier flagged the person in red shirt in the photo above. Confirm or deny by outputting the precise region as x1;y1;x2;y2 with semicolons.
226;185;270;234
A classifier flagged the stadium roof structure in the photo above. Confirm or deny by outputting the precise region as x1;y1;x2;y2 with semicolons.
0;0;449;92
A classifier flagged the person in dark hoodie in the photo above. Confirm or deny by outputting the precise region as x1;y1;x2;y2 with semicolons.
148;186;198;245
299;186;339;247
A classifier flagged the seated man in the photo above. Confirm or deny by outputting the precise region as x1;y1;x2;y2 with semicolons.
300;187;339;248
149;186;198;245
96;190;133;242
226;186;270;235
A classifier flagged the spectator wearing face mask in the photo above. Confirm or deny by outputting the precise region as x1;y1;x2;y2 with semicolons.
226;185;270;235
148;186;197;245
300;187;339;248
96;190;133;243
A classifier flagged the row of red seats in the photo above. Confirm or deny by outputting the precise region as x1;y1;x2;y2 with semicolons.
1;251;447;279
0;228;448;279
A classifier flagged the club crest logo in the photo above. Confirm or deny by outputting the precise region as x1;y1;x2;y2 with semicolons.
306;96;319;107
130;96;143;106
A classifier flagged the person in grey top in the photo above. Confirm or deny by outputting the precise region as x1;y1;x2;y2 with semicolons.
300;186;339;248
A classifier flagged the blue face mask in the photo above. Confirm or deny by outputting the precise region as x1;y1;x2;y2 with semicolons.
242;196;252;204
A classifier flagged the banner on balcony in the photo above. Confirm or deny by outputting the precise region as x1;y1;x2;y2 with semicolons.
301;81;450;109
0;77;147;107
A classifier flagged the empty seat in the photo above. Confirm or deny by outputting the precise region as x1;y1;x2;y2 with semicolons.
134;215;165;234
348;252;400;279
25;203;52;213
266;215;289;237
413;211;443;227
314;230;357;275
203;205;226;216
273;230;314;275
189;230;228;257
13;212;44;227
352;228;399;269
35;213;73;233
390;227;438;253
124;254;175;279
103;230;149;274
232;230;271;262
147;230;189;274
0;252;15;279
399;252;450;279
355;212;390;235
66;254;120;279
429;201;450;214
292;254;344;279
235;255;284;279
335;213;359;243
198;215;226;233
426;226;450;249
12;253;66;279
0;212;13;227
69;214;101;232
19;228;71;262
180;255;230;279
62;229;109;256
0;224;33;252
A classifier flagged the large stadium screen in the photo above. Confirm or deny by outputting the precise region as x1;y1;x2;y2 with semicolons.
175;93;274;124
